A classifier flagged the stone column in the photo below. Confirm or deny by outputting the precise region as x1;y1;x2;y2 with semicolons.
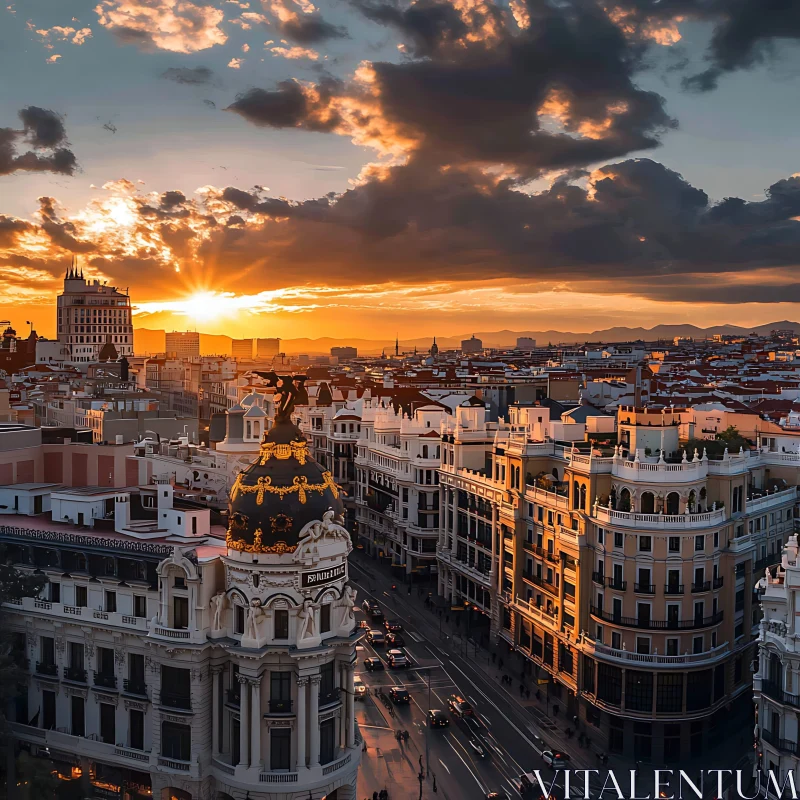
238;675;250;768
345;664;356;747
211;666;223;757
296;676;308;769
308;673;321;767
250;676;262;769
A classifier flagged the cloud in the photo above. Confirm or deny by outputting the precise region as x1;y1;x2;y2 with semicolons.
268;44;319;59
33;24;93;47
0;107;78;176
232;0;675;176
162;65;215;84
228;57;244;68
95;0;227;53
265;0;348;43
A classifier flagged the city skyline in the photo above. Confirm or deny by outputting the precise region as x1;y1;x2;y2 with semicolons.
3;0;800;339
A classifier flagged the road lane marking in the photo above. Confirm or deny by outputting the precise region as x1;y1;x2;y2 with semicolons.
445;735;486;794
438;759;451;774
408;631;424;642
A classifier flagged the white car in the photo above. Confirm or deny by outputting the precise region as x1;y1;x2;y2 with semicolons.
542;750;570;770
354;675;367;699
386;649;409;668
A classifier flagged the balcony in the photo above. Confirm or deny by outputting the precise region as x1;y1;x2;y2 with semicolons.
123;678;147;697
713;577;724;589
594;505;726;530
762;728;800;757
94;673;117;689
664;584;684;595
10;596;149;631
64;666;87;683
590;606;723;630
581;637;730;667
634;583;656;594
35;661;58;677
319;688;341;707
605;577;627;591
226;688;240;707
160;691;192;711
592;571;604;585
268;699;293;714
691;581;711;593
760;679;800;709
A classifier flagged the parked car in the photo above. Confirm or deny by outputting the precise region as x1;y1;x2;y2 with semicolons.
389;687;410;704
386;649;409;668
354;675;367;699
367;629;385;645
363;657;384;672
448;694;474;718
386;633;405;647
428;709;449;728
384;619;403;632
541;750;570;770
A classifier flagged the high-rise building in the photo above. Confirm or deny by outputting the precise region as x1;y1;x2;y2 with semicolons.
256;337;281;357
461;335;482;354
231;338;254;360
56;260;133;363
330;346;357;360
166;331;200;359
516;337;536;350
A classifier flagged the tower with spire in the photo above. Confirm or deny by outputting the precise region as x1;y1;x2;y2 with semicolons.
395;334;399;357
430;336;439;359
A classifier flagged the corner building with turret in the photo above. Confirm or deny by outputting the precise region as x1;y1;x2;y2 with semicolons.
2;408;361;800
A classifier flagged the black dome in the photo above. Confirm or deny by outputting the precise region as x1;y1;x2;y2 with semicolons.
226;417;343;554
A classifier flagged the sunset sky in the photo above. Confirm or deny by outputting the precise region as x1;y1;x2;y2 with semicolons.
3;0;800;341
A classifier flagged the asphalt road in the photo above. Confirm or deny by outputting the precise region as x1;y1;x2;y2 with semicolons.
349;557;605;800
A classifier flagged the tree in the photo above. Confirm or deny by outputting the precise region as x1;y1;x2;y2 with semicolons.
0;547;47;800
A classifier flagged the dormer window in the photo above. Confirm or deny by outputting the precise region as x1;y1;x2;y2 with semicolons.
174;576;186;589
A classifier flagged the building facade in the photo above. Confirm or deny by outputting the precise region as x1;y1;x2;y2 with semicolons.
256;339;281;358
3;412;361;800
438;405;800;760
231;340;253;361
166;332;201;360
57;266;133;364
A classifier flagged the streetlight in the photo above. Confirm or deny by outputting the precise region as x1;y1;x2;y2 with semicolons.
411;664;441;781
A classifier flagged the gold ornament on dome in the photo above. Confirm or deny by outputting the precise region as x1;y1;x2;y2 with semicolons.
226;526;297;554
259;439;309;465
230;471;340;505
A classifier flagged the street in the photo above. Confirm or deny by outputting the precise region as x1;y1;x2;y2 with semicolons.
350;557;604;800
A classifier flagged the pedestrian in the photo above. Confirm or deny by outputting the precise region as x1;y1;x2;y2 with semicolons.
373;791;379;800
498;658;504;670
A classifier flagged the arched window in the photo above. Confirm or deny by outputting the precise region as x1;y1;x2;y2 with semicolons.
573;481;580;508
619;488;631;512
246;421;251;439
580;484;587;511
640;492;655;514
666;492;680;515
422;445;429;459
688;490;696;512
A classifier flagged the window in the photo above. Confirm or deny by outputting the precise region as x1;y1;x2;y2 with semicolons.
321;603;331;634
100;702;115;744
134;595;146;617
320;717;336;765
597;663;622;706
656;673;683;713
597;528;604;546
271;728;291;770
235;605;245;635
668;536;680;553
161;666;191;710
614;531;623;548
639;536;651;552
270;671;292;711
173;596;188;629
625;671;653;712
105;590;117;613
275;609;289;639
71;695;85;737
40;636;55;666
97;646;114;677
130;709;144;750
636;637;650;655
666;638;678;656
583;656;595;693
161;722;191;761
693;636;703;654
686;670;712;711
69;642;84;670
50;582;60;603
42;690;56;730
75;585;88;607
695;535;704;552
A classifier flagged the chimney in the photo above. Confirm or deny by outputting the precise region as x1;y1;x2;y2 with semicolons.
114;494;130;532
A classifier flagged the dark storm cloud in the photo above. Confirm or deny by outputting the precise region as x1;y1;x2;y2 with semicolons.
202;158;800;295
0;215;33;247
280;14;348;44
37;196;94;252
162;66;215;84
226;80;343;131
0;107;78;177
232;0;675;177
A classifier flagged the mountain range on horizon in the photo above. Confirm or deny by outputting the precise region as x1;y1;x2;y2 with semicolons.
130;321;800;357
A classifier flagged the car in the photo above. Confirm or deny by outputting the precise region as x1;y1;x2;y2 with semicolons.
448;694;474;718
468;737;488;758
389;687;410;704
486;794;503;800
386;633;405;647
371;608;385;622
386;649;409;668
358;619;370;630
363;657;384;672
541;750;570;770
383;619;403;633
367;629;385;645
354;675;367;699
362;599;379;614
428;709;449;728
